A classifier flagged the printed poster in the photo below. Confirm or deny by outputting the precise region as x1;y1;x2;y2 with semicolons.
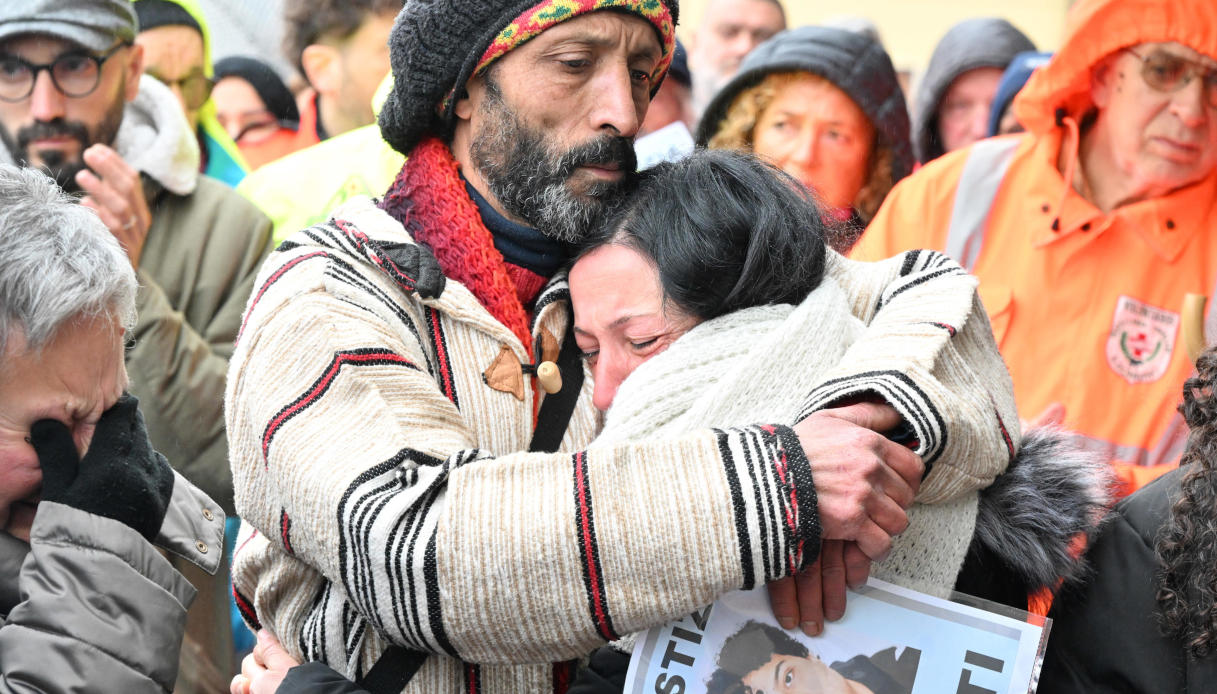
625;579;1050;694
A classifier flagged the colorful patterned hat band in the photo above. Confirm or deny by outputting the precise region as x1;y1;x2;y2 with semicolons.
477;0;675;78
441;0;676;112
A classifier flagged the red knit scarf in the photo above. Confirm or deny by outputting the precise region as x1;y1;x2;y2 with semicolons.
379;137;540;356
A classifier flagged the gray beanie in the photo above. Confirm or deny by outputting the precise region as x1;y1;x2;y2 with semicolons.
912;18;1035;164
0;0;137;53
696;25;914;190
378;0;680;157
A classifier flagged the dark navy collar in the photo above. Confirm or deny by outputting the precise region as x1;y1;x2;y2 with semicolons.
462;175;571;278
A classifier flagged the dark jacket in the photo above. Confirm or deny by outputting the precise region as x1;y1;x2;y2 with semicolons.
696;25;914;188
1039;467;1217;693
912;18;1035;163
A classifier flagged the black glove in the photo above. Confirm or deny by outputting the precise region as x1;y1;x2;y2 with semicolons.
30;394;175;541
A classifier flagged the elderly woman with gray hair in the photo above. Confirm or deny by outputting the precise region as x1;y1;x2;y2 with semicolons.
0;163;225;692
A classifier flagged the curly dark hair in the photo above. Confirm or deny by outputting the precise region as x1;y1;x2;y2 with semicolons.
1155;347;1217;658
282;0;403;75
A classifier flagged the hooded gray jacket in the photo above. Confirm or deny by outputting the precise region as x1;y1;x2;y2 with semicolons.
912;18;1035;163
0;472;225;692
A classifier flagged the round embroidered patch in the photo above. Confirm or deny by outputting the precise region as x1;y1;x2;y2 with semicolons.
1106;295;1179;384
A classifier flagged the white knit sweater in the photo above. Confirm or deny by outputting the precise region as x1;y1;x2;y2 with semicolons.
596;251;1019;596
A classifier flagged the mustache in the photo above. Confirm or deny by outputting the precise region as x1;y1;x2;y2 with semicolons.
16;119;89;151
555;135;637;180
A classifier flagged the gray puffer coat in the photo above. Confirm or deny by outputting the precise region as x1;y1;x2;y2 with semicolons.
0;471;224;692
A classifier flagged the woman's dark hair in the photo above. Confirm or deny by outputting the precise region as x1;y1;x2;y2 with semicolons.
705;620;809;694
579;149;828;322
1156;347;1217;658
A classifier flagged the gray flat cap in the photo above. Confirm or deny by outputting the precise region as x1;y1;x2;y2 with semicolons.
0;0;138;53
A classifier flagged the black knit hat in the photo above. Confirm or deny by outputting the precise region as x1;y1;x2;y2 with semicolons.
378;0;680;157
695;25;915;189
133;0;202;35
214;55;300;129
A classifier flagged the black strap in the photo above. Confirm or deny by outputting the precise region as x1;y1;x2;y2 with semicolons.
356;326;582;692
530;322;586;453
357;645;429;694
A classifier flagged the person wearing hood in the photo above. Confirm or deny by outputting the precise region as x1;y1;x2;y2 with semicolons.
133;0;249;187
697;25;913;252
0;0;273;688
987;51;1053;137
853;0;1217;496
213;55;307;170
912;18;1035;165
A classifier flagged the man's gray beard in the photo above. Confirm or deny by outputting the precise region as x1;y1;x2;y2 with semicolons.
490;161;623;244
470;79;636;244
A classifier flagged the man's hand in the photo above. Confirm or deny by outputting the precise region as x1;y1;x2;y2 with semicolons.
768;540;871;635
76;144;152;269
792;403;923;561
231;631;300;694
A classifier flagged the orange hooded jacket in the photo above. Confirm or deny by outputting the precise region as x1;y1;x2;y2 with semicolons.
853;0;1217;494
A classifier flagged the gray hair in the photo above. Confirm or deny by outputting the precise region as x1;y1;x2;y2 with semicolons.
0;163;136;356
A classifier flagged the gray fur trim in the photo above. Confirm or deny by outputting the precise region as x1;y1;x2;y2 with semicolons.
972;426;1115;592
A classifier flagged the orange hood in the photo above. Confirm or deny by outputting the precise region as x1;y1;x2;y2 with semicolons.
1013;0;1217;135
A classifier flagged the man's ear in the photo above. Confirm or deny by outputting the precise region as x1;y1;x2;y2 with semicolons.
1089;55;1118;109
454;75;483;121
300;43;340;96
123;43;144;103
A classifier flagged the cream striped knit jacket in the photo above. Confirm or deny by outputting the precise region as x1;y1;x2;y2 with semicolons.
227;196;1016;693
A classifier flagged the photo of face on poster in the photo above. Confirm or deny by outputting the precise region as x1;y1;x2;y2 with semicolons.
624;580;1049;694
707;617;919;694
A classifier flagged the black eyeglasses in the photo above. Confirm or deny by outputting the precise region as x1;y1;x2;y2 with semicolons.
147;70;214;111
0;43;128;102
1123;47;1217;108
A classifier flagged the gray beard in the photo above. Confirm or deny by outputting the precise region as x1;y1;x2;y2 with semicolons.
469;79;636;244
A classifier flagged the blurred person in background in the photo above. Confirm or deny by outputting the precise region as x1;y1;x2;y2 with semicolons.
213;55;304;170
236;75;404;244
639;38;693;136
687;0;785;117
282;0;401;144
988;51;1053;137
697;26;913;252
0;162;224;693
134;0;248;186
912;17;1035;165
854;0;1217;496
0;2;273;687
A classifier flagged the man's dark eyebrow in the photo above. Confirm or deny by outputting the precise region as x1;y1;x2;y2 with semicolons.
548;32;662;61
772;658;783;687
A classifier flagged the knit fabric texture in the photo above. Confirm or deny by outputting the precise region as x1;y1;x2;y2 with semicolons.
378;137;537;353
378;0;679;157
228;194;815;691
596;249;1021;596
474;0;675;81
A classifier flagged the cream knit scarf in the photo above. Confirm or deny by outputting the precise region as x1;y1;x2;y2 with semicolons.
594;272;979;598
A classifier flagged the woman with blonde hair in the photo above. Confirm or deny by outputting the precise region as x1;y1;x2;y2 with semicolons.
696;26;913;251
